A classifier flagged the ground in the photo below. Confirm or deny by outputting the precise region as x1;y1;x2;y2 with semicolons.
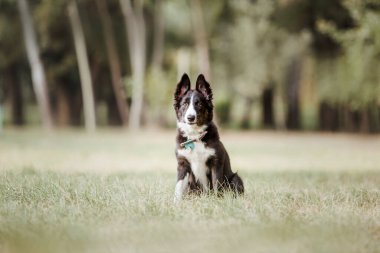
0;129;379;253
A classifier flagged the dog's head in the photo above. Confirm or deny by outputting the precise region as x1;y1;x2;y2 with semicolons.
174;73;213;127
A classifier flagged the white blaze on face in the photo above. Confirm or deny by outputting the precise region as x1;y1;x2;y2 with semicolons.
184;93;196;124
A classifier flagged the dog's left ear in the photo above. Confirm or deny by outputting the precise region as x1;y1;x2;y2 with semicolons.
196;74;213;100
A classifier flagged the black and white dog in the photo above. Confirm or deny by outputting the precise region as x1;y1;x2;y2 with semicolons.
174;73;244;201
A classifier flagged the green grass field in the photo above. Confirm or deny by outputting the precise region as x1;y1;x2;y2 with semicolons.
0;130;379;253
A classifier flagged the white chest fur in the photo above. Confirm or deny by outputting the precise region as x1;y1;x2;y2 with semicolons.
177;141;215;190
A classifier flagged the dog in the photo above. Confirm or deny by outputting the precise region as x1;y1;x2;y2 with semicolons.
174;73;244;201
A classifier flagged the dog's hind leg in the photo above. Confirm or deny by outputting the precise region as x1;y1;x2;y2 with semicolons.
228;173;244;195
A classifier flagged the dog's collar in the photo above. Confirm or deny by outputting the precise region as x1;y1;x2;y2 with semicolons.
180;131;207;150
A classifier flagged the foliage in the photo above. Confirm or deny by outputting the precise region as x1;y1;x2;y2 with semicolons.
0;0;379;131
212;0;311;128
0;1;23;68
215;0;284;98
317;0;380;109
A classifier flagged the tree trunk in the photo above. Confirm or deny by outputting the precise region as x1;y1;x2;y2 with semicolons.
95;0;129;126
285;57;301;130
368;105;380;133
5;64;24;126
341;105;353;132
120;0;146;130
240;97;254;129
0;89;3;131
375;106;380;133
261;85;275;129
56;83;71;126
67;0;96;131
69;89;83;126
331;104;339;131
351;109;360;132
359;107;370;133
344;106;358;132
190;0;211;80
107;96;122;126
0;106;3;132
318;102;328;131
318;102;339;132
152;0;164;70
17;0;53;130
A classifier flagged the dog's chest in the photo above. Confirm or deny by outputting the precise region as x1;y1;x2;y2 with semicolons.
177;141;215;189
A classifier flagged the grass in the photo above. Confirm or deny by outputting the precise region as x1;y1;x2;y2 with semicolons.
0;129;379;253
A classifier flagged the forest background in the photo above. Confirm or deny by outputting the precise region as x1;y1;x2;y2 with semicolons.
0;0;380;133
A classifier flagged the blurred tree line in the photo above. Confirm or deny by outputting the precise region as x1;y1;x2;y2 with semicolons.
0;0;379;132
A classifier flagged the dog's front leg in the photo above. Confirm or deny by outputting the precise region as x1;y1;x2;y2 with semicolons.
174;158;190;202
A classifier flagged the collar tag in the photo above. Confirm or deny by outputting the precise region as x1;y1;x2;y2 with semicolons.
184;141;195;150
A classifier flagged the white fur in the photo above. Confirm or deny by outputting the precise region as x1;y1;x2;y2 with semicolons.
177;141;215;191
174;173;189;202
184;93;196;124
177;122;207;140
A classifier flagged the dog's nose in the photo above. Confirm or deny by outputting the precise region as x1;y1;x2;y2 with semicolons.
187;115;196;123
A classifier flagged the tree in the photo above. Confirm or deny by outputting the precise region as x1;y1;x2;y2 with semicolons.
6;64;24;125
316;0;380;132
285;56;302;130
190;0;211;80
216;0;306;129
67;0;96;131
1;1;25;126
31;0;82;126
95;0;129;126
219;1;271;128
151;0;165;70
261;82;275;129
17;0;53;129
120;0;146;130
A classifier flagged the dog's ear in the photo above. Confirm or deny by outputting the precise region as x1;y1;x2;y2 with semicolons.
196;74;213;100
174;73;191;107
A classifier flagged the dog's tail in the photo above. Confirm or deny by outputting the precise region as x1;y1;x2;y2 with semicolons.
228;172;244;195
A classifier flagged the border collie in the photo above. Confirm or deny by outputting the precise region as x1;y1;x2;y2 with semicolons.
174;73;244;201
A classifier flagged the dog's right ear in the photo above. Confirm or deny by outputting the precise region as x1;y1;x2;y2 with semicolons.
174;73;190;108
